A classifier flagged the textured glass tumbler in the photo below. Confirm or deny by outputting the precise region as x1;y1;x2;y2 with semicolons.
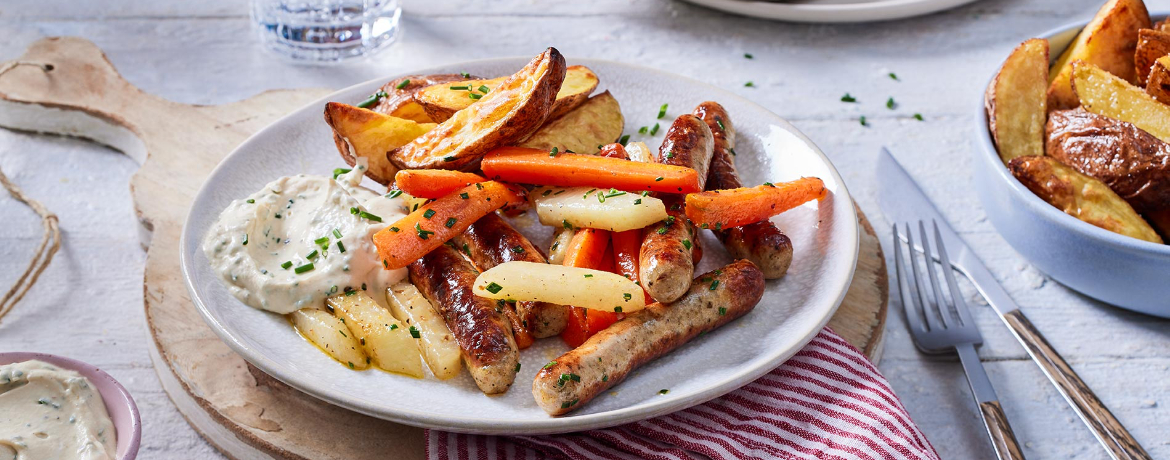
251;0;401;63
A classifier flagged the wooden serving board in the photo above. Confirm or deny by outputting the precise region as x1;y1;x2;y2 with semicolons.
0;37;888;460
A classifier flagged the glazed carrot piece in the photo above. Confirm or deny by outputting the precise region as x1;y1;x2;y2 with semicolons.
559;228;617;348
394;169;486;199
597;143;629;160
373;181;521;269
480;147;701;194
685;178;827;229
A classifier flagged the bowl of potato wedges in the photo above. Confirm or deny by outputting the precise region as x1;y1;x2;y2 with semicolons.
976;0;1170;317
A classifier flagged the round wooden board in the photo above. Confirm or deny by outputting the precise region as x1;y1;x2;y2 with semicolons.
0;37;888;460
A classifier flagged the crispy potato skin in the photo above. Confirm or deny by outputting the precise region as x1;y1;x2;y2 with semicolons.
1046;0;1151;110
1009;155;1162;243
532;260;765;415
1148;55;1170;104
390;48;567;171
694;101;794;279
518;91;624;154
452;213;567;340
1046;108;1170;218
986;38;1049;163
414;66;597;123
409;245;519;394
375;74;470;123
1136;29;1170;85
324;102;434;185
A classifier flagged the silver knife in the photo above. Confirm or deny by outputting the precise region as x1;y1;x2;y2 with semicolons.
876;148;1150;460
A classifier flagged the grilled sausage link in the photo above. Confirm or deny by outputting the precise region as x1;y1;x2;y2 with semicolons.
409;244;519;394
532;260;765;415
453;213;568;342
693;101;793;279
639;115;714;303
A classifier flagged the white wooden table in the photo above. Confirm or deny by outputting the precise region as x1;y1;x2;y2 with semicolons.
1;0;1168;458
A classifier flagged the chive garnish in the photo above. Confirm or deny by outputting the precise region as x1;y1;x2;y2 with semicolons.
602;374;608;382
359;211;382;222
614;306;622;313
634;199;642;205
356;91;387;108
423;209;436;219
409;326;420;338
242;234;249;245
744;81;754;87
390;323;398;330
657;103;668;119
623;293;632;301
511;245;524;253
716;118;726;131
337;241;346;253
485;282;503;294
659;389;669;395
333;167;352;179
665;151;674;159
449;85;469;90
763;182;775;187
638;126;648;134
246;198;255;204
655;177;664;182
886;97;896;109
549;147;559;157
294;263;315;274
444;156;457;162
563;219;573;229
583;188;597;199
390;226;400;232
478;85;490;93
475;183;483;190
719;307;727;315
396;79;411;89
710;280;720;290
860;116;868;126
728;147;737;156
460;72;471;78
514;363;522;372
650;123;660;135
618;134;630;146
314;236;330;246
386;190;404;198
841;93;857;103
462;243;470;255
281;261;293;270
459;192;470;199
682;239;692;250
415;223;434;240
913;113;924;121
445;217;457;228
333;229;343;239
544;361;557;369
744;53;753;59
306;250;319;260
888;72;898;80
468;93;483;100
657;226;668;235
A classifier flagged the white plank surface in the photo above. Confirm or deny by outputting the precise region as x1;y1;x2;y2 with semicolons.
1;0;1169;458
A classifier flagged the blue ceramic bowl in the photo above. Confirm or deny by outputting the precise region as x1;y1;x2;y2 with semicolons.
973;13;1170;318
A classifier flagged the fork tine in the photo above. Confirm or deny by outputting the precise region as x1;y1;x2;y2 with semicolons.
933;220;974;327
917;221;953;329
892;224;927;334
905;223;943;332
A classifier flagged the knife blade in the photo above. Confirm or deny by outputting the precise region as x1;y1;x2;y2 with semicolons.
875;147;1150;460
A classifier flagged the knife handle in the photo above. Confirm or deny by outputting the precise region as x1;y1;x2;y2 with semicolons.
979;400;1026;460
1002;310;1150;460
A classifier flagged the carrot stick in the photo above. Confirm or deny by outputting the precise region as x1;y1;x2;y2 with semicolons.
560;228;616;348
481;146;701;193
394;169;486;199
373;181;521;269
562;228;610;270
685;178;827;229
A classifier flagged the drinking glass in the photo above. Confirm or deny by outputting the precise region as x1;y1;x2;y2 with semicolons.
251;0;401;63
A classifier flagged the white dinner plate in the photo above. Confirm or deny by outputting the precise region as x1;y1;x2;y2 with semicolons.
678;0;981;23
180;57;860;434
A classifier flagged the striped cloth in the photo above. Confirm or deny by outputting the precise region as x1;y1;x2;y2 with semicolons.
427;328;938;460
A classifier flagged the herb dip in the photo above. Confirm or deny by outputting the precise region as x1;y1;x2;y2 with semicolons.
0;360;116;460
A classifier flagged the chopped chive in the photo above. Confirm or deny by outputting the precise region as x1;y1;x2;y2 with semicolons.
744;53;753;59
485;282;503;294
716;118;726;131
350;207;359;215
242;234;249;245
423;209;436;219
478;85;490;93
682;239;692;250
331;167;351;180
563;219;573;229
390;323;399;330
763;182;775;187
314;236;330;246
913;113;924;121
294;263;315;274
396;79;411;89
468;93;483;100
619;134;630;146
386;190;404;199
888;72;898;81
549;147;559;157
475;183;483;190
544;361;557;369
584;274;593;278
638;126;648;134
445;217;458;228
390;226;400;232
409;326;420;338
449;85;469;90
841;93;857;103
514;363;522;373
641;191;650;197
337;241;346;253
356;91;386;108
604;189;626;198
462;243;470;255
719;307;727;315
659;389;669;395
444;156;457;162
728;147;737;156
744;81;755;87
338;329;347;337
655;177;664;182
886;97;896;109
623;293;632;301
583;188;597;199
511;245;525;253
246;198;255;204
456;192;468;200
650;123;660;135
614;306;622;313
860;116;868;127
657;103;668;119
542;189;553;197
561;399;578;409
460;72;471;78
634;198;642;205
281;261;293;270
415;223;434;240
665;151;674;159
333;229;343;239
306;250;319;261
710;280;720;290
603;374;608;382
359;211;382;222
657;226;668;235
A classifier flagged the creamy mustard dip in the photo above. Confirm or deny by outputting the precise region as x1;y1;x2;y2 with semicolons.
203;163;409;314
0;360;116;460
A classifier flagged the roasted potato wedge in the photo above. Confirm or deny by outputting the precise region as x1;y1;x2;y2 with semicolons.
987;38;1049;164
517;91;624;154
1009;155;1162;243
1072;61;1170;143
324;102;436;185
289;308;370;369
390;48;567;171
373;74;471;123
1047;0;1151;110
1046;108;1170;216
327;291;424;377
1148;55;1170;104
1136;29;1170;85
413;65;597;123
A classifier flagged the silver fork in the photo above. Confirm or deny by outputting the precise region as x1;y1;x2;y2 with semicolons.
893;220;1025;460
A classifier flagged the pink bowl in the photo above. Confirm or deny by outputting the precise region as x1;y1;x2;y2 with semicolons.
0;352;141;460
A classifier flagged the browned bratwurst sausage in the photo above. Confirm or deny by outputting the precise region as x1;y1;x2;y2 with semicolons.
639;115;714;303
694;101;794;279
532;260;765;415
409;244;519;394
452;213;568;343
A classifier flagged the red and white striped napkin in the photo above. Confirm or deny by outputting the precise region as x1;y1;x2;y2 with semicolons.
427;327;938;460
